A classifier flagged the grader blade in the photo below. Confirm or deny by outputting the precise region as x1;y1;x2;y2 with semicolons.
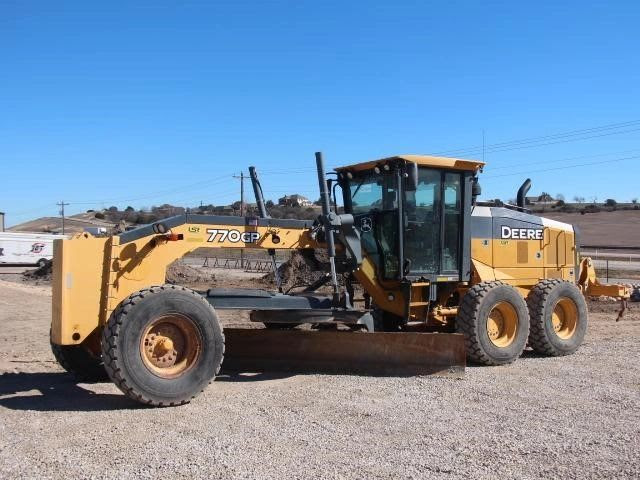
222;329;465;377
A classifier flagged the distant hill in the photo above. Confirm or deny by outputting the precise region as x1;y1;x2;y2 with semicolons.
9;212;115;234
8;202;322;235
542;210;640;247
10;205;637;247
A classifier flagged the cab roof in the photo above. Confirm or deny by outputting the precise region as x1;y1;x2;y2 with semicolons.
335;155;485;173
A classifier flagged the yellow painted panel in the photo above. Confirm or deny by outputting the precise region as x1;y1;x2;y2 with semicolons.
492;239;543;269
492;267;545;286
353;257;404;317
471;259;496;282
471;238;492;265
51;235;110;345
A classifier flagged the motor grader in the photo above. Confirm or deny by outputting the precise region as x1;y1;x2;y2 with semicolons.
50;152;630;406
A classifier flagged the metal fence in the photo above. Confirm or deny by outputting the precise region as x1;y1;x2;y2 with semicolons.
199;256;275;273
581;245;640;285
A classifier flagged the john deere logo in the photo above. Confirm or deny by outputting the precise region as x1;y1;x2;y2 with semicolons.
360;217;372;233
501;226;543;240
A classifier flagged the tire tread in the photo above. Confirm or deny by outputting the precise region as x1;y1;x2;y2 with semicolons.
50;339;108;382
456;280;529;366
100;284;225;407
526;279;586;356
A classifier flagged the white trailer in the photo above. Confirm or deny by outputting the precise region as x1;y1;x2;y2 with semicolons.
83;226;108;236
0;232;68;266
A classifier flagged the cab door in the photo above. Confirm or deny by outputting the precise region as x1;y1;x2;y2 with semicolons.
403;168;464;280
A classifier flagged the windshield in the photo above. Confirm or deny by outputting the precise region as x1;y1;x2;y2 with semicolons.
349;171;397;213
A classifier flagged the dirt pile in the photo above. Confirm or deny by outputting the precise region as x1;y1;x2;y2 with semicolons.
166;261;216;287
262;249;331;291
22;260;53;284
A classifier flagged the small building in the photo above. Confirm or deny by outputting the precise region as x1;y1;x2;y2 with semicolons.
0;212;4;232
278;194;312;207
525;194;556;206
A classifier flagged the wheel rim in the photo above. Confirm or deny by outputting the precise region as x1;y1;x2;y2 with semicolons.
486;301;518;348
140;314;202;378
551;297;578;340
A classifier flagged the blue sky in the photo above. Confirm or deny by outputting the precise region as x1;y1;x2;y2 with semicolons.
1;1;639;226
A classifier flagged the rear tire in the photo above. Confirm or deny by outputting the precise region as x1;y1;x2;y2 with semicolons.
101;285;224;407
456;281;530;366
50;335;108;382
526;279;588;356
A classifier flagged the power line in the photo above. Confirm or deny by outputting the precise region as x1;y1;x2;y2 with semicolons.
474;127;640;157
434;119;640;157
483;154;640;179
484;147;640;171
67;175;234;206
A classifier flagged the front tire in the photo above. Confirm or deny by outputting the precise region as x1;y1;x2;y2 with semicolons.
456;281;530;366
526;280;588;356
101;285;224;407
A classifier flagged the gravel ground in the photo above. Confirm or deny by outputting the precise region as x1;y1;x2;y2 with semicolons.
0;279;639;479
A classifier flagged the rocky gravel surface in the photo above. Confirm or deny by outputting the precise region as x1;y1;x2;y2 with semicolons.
0;279;638;479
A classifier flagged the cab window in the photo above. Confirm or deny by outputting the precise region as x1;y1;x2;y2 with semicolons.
404;168;441;273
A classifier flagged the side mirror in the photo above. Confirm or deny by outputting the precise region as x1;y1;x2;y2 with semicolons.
405;162;418;191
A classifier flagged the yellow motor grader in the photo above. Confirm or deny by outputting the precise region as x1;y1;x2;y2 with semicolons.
50;152;629;406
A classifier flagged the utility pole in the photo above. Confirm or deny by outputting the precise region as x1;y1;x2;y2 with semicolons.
232;172;245;268
57;201;70;235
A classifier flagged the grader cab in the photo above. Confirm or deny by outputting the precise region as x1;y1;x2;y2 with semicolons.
50;152;630;406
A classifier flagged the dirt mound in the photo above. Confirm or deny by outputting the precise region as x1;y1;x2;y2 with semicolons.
22;260;53;284
262;249;333;291
166;261;216;287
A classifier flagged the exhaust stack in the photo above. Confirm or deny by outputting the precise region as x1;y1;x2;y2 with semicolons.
249;166;269;218
517;178;531;209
